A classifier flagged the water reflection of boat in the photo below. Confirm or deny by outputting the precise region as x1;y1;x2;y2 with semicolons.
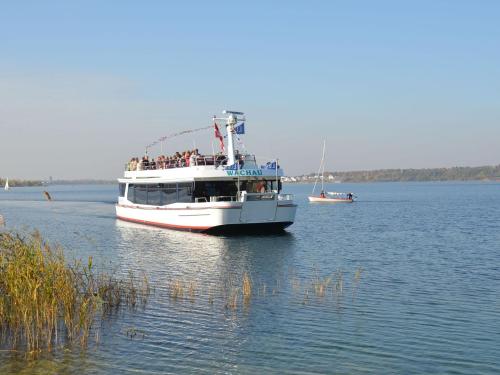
115;219;225;274
114;218;296;298
115;218;296;285
116;110;297;234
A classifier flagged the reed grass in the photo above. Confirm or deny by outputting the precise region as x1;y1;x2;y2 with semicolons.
242;272;252;302
226;288;239;310
313;276;332;298
0;231;150;354
354;267;363;283
169;279;184;300
188;281;196;302
259;282;267;296
291;276;301;292
334;270;344;296
208;287;214;305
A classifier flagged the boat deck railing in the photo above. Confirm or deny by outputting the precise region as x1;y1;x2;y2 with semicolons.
125;156;229;171
194;196;237;203
193;192;293;204
278;193;294;201
243;192;276;201
125;154;263;172
241;192;294;202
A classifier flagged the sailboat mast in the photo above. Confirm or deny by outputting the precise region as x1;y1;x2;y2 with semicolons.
312;140;326;195
320;140;326;192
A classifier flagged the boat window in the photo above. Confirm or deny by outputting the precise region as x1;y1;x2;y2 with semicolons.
127;183;194;205
159;184;178;205
245;179;279;193
134;185;148;205
119;183;126;197
147;184;161;206
193;181;238;201
127;184;135;202
177;183;194;203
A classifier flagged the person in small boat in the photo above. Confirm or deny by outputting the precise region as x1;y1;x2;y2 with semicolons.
347;192;353;200
320;190;325;198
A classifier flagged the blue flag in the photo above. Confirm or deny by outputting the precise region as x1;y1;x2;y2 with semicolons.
261;161;276;169
235;122;245;134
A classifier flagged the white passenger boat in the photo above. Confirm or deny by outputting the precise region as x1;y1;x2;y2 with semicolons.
116;111;297;233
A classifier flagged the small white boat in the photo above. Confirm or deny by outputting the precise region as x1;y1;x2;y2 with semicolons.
308;141;354;203
4;178;9;191
308;195;353;203
308;192;353;203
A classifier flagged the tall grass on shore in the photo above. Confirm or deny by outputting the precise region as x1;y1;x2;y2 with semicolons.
0;231;149;354
164;267;363;311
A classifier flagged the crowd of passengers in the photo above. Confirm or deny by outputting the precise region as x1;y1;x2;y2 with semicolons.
126;149;228;171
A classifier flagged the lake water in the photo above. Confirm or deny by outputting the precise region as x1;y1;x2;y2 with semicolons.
1;182;499;374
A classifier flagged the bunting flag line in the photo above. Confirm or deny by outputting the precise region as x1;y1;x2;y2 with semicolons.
145;124;214;151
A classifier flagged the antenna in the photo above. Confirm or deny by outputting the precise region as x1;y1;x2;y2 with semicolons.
222;110;244;116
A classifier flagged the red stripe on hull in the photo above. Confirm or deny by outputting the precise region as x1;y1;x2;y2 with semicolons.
116;215;211;232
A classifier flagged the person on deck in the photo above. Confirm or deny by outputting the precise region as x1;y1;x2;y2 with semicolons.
142;156;150;170
320;190;325;198
256;181;266;193
131;158;138;171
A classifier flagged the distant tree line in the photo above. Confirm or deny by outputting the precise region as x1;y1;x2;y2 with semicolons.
50;179;115;185
321;165;500;182
0;178;116;187
0;178;43;187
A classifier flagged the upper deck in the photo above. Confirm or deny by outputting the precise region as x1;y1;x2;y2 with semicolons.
120;154;284;183
120;110;285;184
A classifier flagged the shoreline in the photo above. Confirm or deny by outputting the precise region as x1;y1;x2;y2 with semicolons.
2;164;499;187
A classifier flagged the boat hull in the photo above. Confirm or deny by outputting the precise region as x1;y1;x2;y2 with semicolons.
115;201;297;234
308;196;353;203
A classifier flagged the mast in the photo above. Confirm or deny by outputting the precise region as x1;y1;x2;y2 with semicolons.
321;140;326;192
312;140;326;195
214;110;245;166
226;113;237;166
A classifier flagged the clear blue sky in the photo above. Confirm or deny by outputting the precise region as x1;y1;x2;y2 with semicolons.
1;0;499;179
